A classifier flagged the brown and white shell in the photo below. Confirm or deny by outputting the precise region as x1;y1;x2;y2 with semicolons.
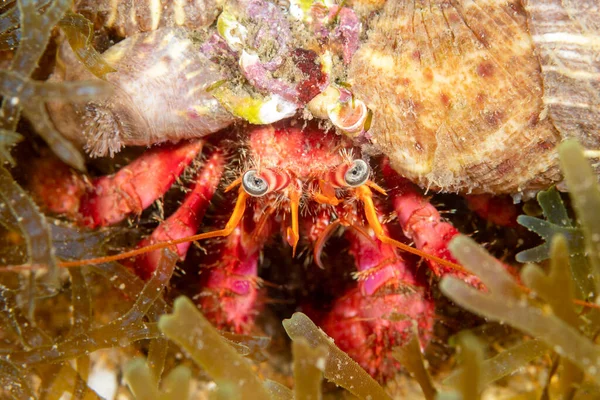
48;27;235;157
74;0;223;37
349;0;600;195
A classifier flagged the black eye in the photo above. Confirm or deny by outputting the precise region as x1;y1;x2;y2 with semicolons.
344;159;369;187
242;170;270;196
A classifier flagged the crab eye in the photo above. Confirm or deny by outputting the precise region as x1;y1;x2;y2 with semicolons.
242;170;270;196
344;159;370;187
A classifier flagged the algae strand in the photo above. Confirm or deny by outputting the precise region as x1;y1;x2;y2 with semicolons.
158;296;271;400
124;357;193;400
443;338;548;389
0;358;35;400
0;166;57;315
292;338;328;400
392;325;437;400
282;312;392;400
441;235;600;383
559;139;600;299
57;11;116;78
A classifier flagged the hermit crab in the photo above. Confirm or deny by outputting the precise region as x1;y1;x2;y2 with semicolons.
19;0;600;381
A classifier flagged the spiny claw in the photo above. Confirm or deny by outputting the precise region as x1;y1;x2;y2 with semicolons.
320;221;435;381
80;140;204;228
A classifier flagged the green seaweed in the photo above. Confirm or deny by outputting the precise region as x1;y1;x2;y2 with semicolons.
441;235;600;384
282;312;392;400
264;380;294;400
516;186;592;298
0;358;35;399
559;140;600;299
516;187;584;263
0;0;112;169
57;11;117;79
392;325;437;400
124;358;193;400
159;296;272;400
292;338;328;400
0;165;57;316
443;338;548;390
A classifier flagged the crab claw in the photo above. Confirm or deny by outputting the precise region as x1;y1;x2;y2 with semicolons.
198;215;273;333
27;140;204;230
380;158;485;288
79;140;204;228
130;150;226;279
320;223;435;381
28;150;87;218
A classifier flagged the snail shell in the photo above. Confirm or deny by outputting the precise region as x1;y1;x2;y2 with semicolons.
74;0;223;37
349;0;599;195
48;27;235;157
524;0;600;149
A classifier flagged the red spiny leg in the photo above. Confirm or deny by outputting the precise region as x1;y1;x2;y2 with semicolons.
131;150;226;280
198;216;273;333
381;159;482;286
79;140;204;228
320;225;435;381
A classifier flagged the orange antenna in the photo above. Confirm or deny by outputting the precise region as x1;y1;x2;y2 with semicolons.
59;190;249;268
355;183;470;275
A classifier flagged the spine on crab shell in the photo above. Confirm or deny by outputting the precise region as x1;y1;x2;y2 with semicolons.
319;222;435;381
78;140;204;228
129;150;226;280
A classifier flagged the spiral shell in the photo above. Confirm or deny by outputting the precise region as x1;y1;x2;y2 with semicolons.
525;0;600;149
349;0;599;195
48;27;235;157
74;0;223;36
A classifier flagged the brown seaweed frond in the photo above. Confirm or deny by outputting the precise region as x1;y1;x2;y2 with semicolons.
0;248;177;399
57;10;117;78
441;235;600;382
153;297;392;400
124;357;192;400
283;312;392;400
0;0;79;168
6;249;177;365
0;0;113;169
0;165;57;312
440;140;600;395
392;325;437;400
159;296;273;399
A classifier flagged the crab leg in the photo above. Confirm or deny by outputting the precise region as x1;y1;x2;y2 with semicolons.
354;183;470;276
130;150;226;280
378;160;486;287
79;140;205;228
199;209;275;333
319;220;435;381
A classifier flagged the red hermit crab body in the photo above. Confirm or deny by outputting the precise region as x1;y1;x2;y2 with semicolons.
32;118;461;379
25;0;593;383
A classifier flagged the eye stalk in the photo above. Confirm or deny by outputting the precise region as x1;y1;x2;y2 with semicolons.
344;159;370;187
242;170;270;196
